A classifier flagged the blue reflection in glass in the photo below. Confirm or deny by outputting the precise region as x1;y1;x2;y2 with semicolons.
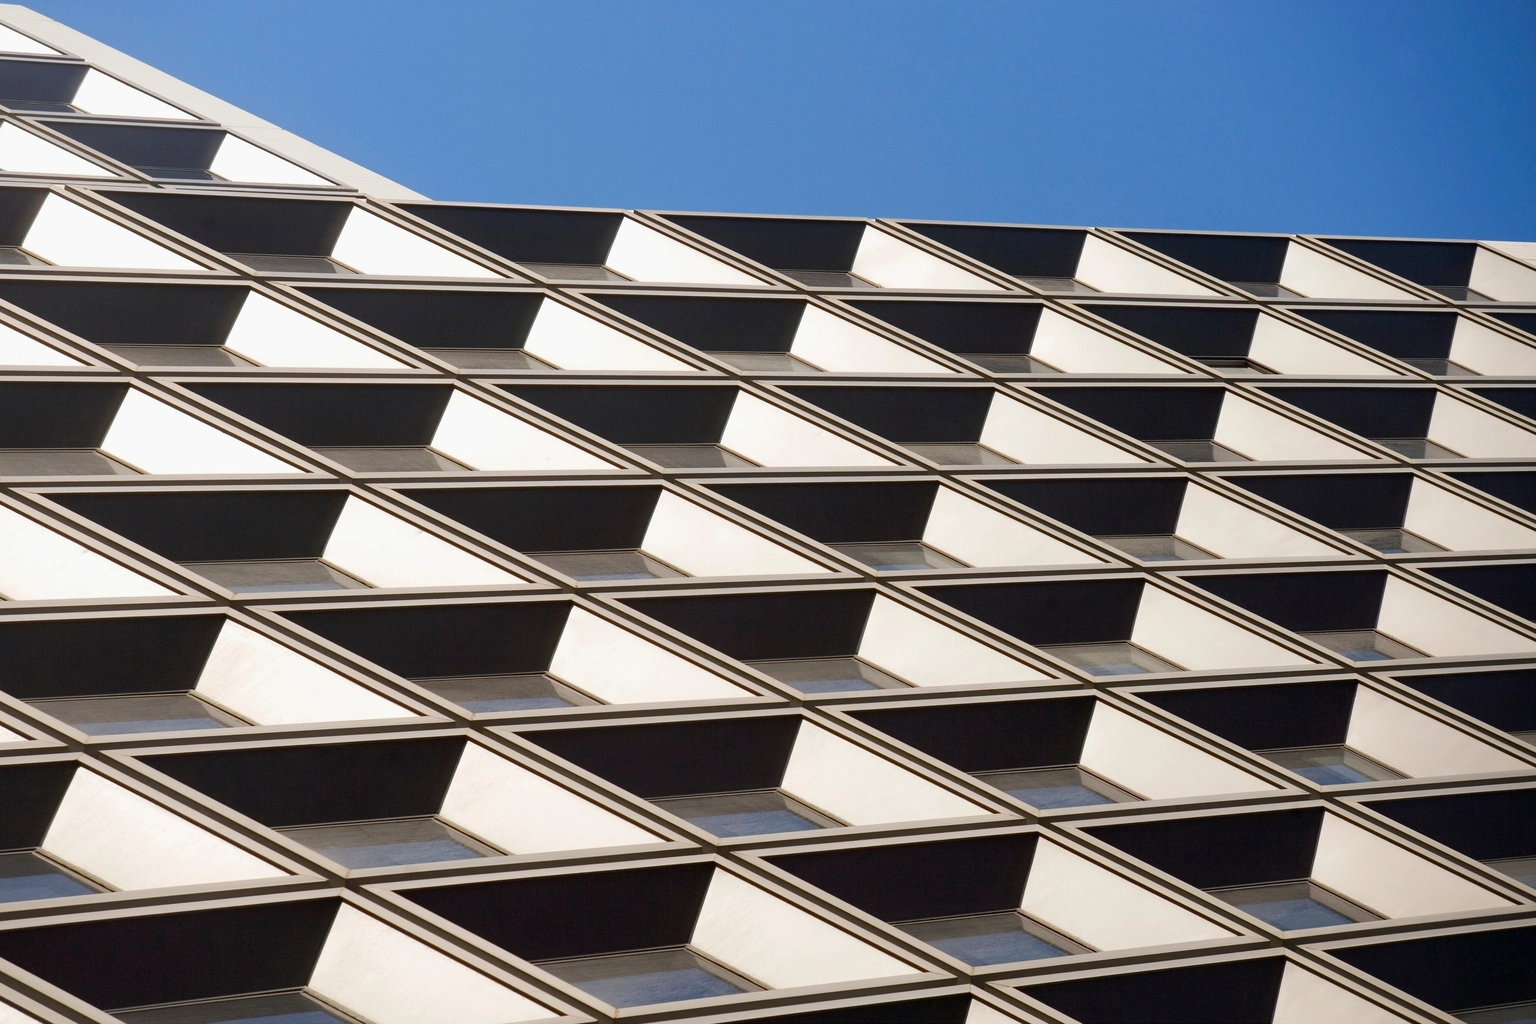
579;966;743;1007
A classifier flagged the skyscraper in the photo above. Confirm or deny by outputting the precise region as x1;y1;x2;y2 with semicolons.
0;6;1530;1023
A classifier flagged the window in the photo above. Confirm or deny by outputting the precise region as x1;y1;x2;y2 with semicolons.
1208;879;1377;930
519;262;630;282
0;850;101;903
829;540;966;571
1017;276;1098;293
747;656;910;694
100;345;254;367
705;350;821;372
1231;282;1303;298
1101;534;1216;562
1457;999;1536;1023
1375;438;1463;459
0;449;139;475
974;765;1138;809
1398;356;1477;376
625;444;757;468
1258;745;1402;785
0;97;74;113
654;789;842;837
1426;286;1493;302
539;947;759;1007
421;347;554;370
309;446;470;472
228;253;357;275
278;816;500;869
956;353;1061;373
1300;630;1423;662
1149;440;1249;463
113;990;359;1024
412;672;600;712
781;270;876;289
1041;642;1180;677
530;549;686;581
904;442;1017;466
1200;357;1275;375
1482;855;1536;887
1338;528;1443;554
27;692;245;735
900;911;1089;965
184;559;369;594
0;246;46;266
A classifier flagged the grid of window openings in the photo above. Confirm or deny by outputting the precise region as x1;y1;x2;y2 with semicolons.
0;10;1532;1024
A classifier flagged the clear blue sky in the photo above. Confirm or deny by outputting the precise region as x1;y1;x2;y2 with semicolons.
33;0;1536;239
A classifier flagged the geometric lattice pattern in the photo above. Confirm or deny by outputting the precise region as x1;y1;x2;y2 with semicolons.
0;8;1530;1024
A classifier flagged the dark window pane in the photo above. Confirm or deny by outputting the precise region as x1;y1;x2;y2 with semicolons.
530;549;686;581
310;446;468;472
1258;745;1403;785
413;672;600;713
625;444;757;468
519;262;629;282
28;693;244;735
748;656;910;694
705;350;821;372
781;270;875;288
1427;286;1493;302
975;765;1138;809
103;345;254;367
904;442;1017;466
1338;528;1443;554
280;817;498;868
901;912;1085;965
1042;642;1181;676
1231;282;1303;298
186;559;369;594
541;947;755;1007
0;245;47;265
229;254;357;275
0;449;139;475
1300;630;1423;662
0;851;100;903
1200;357;1274;375
829;540;966;571
138;166;221;180
655;789;838;838
1400;357;1477;376
1150;440;1250;463
114;990;356;1024
420;348;553;370
957;353;1060;373
0;98;75;113
1457;1000;1536;1023
1483;855;1536;888
1210;880;1376;930
1017;277;1098;293
1376;438;1463;459
1102;534;1217;561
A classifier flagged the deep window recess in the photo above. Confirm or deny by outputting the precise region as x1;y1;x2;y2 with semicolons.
538;947;759;1007
0;850;102;903
746;656;911;695
652;790;840;837
113;990;361;1024
902;911;1088;965
277;817;498;869
28;692;246;735
1210;879;1377;930
1256;745;1402;786
973;765;1136;808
